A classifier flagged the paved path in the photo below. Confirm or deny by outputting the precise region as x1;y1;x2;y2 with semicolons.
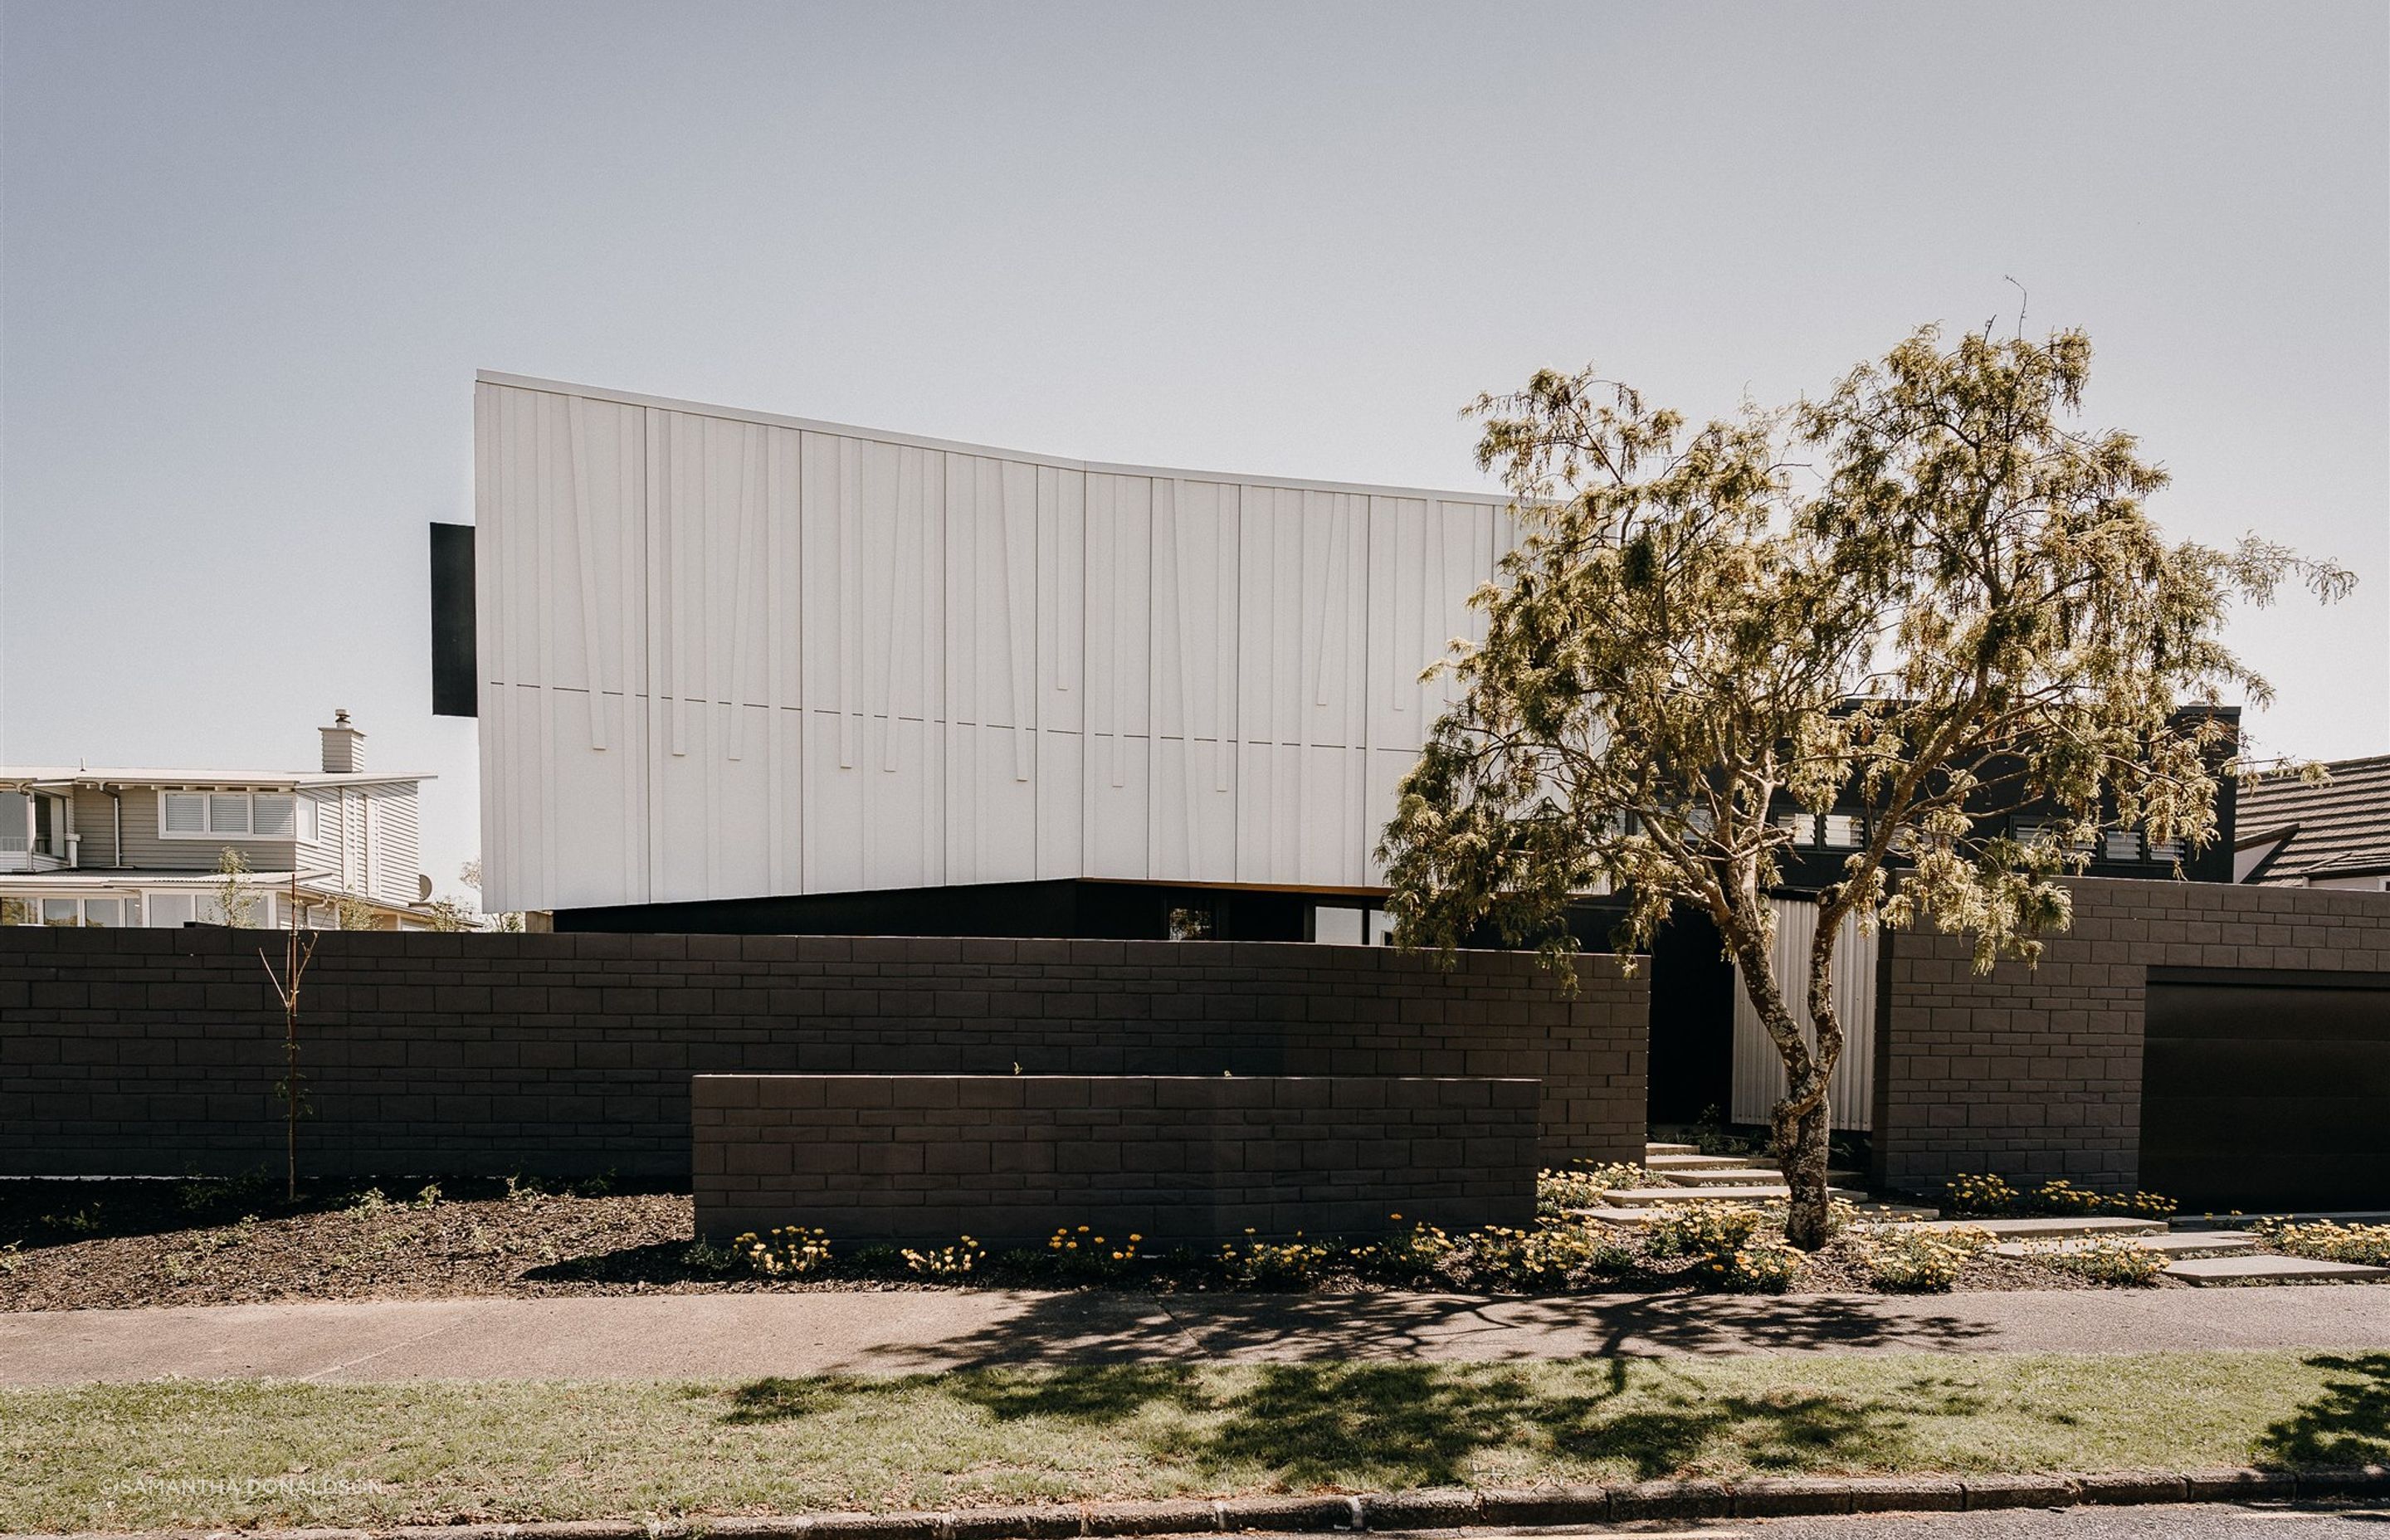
3;1284;2388;1383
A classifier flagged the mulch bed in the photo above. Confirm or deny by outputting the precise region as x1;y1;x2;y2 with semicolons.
0;1175;2175;1312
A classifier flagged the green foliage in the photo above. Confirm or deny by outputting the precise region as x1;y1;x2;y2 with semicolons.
211;847;260;928
1536;1162;1647;1217
901;1236;988;1279
2256;1220;2390;1268
1380;325;2352;1246
1036;1225;1141;1281
679;1237;740;1274
1645;1204;1803;1293
1344;1216;1458;1284
1217;1232;1332;1288
735;1226;832;1279
1854;1226;1989;1293
1455;1222;1633;1292
1944;1173;2174;1221
2032;1239;2168;1286
1942;1172;2020;1216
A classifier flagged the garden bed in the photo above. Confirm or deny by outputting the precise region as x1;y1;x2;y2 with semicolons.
0;1173;2206;1312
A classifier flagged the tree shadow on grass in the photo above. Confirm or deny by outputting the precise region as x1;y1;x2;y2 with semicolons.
2256;1352;2390;1468
711;1357;1990;1489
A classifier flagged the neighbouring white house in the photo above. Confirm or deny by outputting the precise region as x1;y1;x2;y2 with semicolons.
0;711;440;928
2236;754;2390;891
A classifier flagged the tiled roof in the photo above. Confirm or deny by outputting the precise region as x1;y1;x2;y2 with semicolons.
2238;754;2390;881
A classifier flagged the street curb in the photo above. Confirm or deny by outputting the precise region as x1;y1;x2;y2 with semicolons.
15;1466;2387;1540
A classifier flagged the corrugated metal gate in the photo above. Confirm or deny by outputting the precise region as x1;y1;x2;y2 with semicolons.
1729;898;1877;1131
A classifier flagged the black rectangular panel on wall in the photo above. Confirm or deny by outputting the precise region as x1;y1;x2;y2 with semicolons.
2141;971;2390;1211
430;522;477;717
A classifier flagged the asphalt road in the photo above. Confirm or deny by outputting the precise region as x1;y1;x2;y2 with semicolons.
1441;1503;2390;1536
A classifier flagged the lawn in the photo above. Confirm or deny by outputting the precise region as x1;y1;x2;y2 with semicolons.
5;1352;2384;1532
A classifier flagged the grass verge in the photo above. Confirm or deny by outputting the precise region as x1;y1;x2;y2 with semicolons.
5;1351;2385;1531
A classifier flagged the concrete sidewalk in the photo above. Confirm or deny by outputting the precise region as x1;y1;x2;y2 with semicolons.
3;1284;2388;1383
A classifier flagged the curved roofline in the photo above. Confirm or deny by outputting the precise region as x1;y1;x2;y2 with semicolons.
476;371;1515;507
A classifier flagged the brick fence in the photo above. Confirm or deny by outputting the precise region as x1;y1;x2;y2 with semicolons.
0;927;1647;1178
692;1075;1539;1245
1873;877;2390;1196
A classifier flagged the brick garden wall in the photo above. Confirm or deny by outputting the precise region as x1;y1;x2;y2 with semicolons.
1873;877;2390;1195
693;1074;1539;1245
0;928;1647;1178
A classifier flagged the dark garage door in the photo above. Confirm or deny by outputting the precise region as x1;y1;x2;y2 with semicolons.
2141;969;2390;1211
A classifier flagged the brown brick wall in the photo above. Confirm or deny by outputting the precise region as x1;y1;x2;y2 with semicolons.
693;1074;1539;1245
1874;877;2390;1194
0;927;1646;1178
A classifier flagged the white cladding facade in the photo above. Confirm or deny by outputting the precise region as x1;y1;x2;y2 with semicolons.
475;374;1514;915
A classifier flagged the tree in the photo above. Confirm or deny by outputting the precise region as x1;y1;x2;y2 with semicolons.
211;847;261;928
457;855;525;933
1380;324;2353;1248
258;870;319;1201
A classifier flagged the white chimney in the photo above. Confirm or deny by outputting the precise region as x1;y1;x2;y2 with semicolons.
320;709;365;774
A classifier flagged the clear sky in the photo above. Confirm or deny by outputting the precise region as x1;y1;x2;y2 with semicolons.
5;0;2384;906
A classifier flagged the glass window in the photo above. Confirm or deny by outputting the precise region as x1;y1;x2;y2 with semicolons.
252;795;295;836
2101;831;2142;862
1;897;34;924
208;794;251;835
1312;906;1364;946
41;898;80;926
163;793;207;834
2149;836;2184;863
0;792;25;852
1775;811;1817;846
148;893;197;928
1822;814;1864;848
81;898;121;927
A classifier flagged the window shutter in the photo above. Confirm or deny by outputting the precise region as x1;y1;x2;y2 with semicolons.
163;794;206;834
253;795;295;836
208;794;251;835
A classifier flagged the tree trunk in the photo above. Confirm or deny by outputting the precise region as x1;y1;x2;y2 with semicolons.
1774;1090;1833;1250
1720;894;1845;1250
1782;906;1849;1251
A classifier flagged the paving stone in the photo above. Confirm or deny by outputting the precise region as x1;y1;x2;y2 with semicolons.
1644;1142;1700;1156
1906;1216;2165;1240
2165;1254;2390;1285
1645;1152;1749;1172
1604;1479;1732;1521
1841;1475;1966;1513
1961;1473;2075;1510
1474;1484;1609;1525
2184;1468;2298;1502
1989;1232;2256;1260
1730;1475;1855;1517
2074;1470;2188;1505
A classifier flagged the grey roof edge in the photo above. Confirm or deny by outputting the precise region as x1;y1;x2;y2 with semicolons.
476;370;1516;507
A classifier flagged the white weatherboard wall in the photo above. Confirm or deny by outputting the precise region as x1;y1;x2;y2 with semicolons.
474;375;1512;914
1729;897;1878;1133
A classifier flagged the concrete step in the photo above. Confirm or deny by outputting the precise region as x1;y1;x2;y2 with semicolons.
1574;1199;1939;1228
1657;1165;1866;1187
1598;1183;1875;1208
1892;1215;2167;1240
2165;1255;2390;1286
1644;1153;1751;1172
1644;1142;1700;1157
1991;1231;2256;1261
2169;1210;2390;1231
